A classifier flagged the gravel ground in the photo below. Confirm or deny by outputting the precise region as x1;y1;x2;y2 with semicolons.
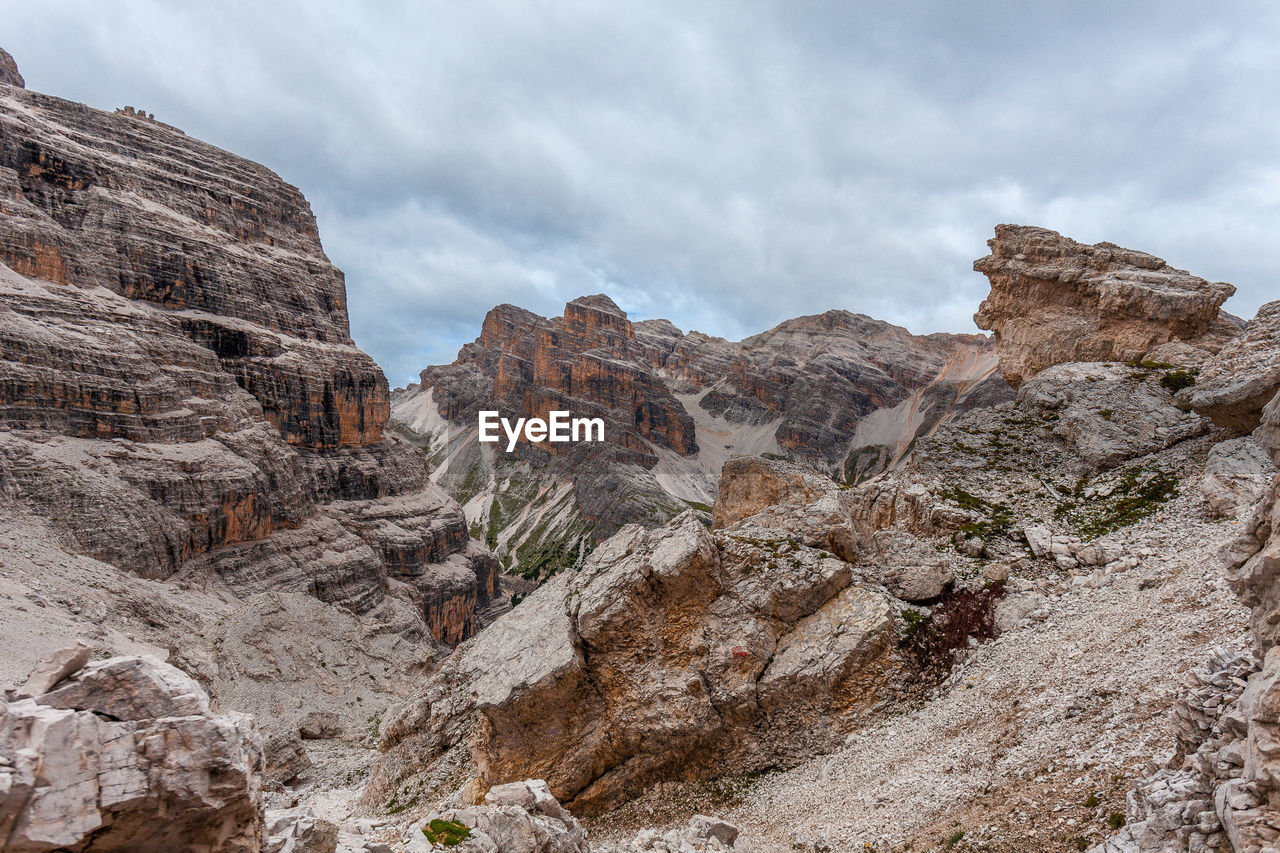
584;474;1250;852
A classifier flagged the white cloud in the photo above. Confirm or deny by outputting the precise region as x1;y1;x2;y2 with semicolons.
5;0;1278;384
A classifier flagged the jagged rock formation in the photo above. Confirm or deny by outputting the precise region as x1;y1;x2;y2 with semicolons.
1182;299;1280;431
0;60;498;647
394;295;1008;575
0;648;264;852
368;296;1237;844
1150;379;1280;850
368;509;906;815
0;48;22;88
974;224;1239;386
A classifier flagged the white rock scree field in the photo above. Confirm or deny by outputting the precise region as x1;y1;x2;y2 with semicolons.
3;41;1280;853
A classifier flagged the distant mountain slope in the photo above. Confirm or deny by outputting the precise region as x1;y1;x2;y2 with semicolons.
391;294;1010;577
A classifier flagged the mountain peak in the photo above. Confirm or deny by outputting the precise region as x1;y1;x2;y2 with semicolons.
0;47;24;88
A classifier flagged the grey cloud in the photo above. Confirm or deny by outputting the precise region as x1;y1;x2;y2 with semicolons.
5;0;1278;385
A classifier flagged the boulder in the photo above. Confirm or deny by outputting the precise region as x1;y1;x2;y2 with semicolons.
37;655;210;721
484;779;573;823
1202;437;1277;519
265;807;339;853
1182;300;1280;431
0;655;263;852
372;512;899;815
688;815;740;847
973;224;1236;387
1024;524;1052;558
14;641;92;700
298;711;343;740
264;730;312;785
862;531;955;601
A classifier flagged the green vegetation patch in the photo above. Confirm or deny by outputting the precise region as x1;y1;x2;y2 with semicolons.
939;485;1013;540
1159;369;1198;393
1054;467;1179;540
423;818;471;846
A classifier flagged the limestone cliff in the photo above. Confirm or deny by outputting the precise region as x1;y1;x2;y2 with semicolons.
0;56;497;647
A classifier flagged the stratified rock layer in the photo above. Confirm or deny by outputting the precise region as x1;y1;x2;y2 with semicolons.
0;67;495;646
974;225;1237;386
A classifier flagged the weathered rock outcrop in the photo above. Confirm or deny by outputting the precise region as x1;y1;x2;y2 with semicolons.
0;58;497;646
1182;300;1280;432
974;224;1238;386
395;294;1006;575
1098;391;1280;852
370;511;901;815
0;48;22;89
1017;362;1210;472
0;648;264;852
1202;437;1276;519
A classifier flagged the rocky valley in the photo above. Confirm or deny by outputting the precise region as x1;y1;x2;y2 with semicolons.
4;42;1280;853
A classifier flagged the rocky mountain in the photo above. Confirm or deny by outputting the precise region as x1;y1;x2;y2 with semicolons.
0;46;502;809
392;294;1009;578
356;225;1280;852
6;38;1280;853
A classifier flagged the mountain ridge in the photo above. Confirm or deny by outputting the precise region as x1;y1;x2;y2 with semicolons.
391;294;1010;578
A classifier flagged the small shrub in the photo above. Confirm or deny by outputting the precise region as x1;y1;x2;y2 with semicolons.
1098;410;1113;421
1084;792;1099;808
900;583;1005;678
945;829;964;847
424;818;471;846
1160;370;1197;393
1108;812;1126;830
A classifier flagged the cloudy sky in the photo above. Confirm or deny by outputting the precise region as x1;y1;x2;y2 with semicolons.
6;2;1278;385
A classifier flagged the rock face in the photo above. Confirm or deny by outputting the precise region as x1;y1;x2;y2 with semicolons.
0;48;21;88
1181;300;1280;431
394;295;1007;575
371;510;902;815
1202;437;1275;519
1016;362;1210;472
0;68;497;646
974;224;1237;386
0;649;264;852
